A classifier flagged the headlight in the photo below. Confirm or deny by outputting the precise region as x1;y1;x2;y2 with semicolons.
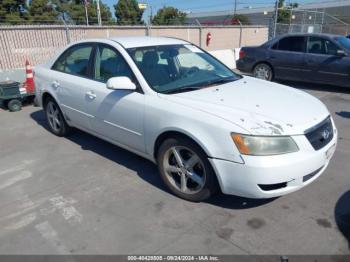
231;133;299;156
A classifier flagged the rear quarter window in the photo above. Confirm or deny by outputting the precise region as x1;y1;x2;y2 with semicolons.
52;45;93;78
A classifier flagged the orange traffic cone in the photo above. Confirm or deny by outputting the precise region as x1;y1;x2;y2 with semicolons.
25;59;35;93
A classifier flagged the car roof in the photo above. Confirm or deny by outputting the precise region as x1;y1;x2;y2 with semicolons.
109;36;190;48
276;33;342;39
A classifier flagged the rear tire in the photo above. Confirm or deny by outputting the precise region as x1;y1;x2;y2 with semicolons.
44;98;71;136
253;63;273;81
157;136;219;202
8;99;22;112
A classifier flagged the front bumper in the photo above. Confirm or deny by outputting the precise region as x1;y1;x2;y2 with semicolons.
209;129;337;199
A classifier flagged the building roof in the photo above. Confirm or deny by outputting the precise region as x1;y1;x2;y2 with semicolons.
187;0;350;18
301;0;350;9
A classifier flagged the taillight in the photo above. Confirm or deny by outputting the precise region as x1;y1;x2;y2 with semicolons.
239;50;246;59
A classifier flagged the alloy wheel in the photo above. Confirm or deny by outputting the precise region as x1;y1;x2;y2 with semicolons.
46;101;62;133
162;146;206;194
254;64;272;81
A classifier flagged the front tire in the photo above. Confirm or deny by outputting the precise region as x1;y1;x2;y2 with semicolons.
253;63;273;81
44;98;70;136
157;137;219;202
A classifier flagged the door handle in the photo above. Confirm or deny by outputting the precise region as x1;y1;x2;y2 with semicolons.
86;91;96;99
52;81;60;89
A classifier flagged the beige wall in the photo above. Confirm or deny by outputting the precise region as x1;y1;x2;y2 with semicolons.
149;28;201;46
0;27;68;70
202;27;239;51
0;25;268;70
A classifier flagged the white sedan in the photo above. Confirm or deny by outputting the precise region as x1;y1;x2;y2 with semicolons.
34;36;337;201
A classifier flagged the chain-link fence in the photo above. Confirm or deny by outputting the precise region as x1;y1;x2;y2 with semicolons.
276;23;323;35
276;23;350;36
273;9;349;37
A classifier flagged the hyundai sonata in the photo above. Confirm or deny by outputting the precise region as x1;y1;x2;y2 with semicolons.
34;37;337;201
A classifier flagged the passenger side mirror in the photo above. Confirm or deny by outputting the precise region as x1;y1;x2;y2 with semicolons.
106;77;136;91
336;50;347;56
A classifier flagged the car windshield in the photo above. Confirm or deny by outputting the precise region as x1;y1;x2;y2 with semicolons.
335;37;350;52
127;44;241;93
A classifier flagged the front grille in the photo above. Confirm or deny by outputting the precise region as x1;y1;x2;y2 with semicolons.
305;116;333;150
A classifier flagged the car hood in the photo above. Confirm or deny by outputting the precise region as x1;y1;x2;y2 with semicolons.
159;76;330;136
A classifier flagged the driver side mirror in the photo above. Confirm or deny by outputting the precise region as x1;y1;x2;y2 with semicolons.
106;77;136;91
336;50;347;56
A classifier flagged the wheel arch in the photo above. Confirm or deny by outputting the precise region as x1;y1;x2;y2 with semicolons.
41;92;68;122
153;129;212;162
41;92;56;108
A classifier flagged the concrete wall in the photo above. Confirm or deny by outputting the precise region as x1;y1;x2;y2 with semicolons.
0;25;266;82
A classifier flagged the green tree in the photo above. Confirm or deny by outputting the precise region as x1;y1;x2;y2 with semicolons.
0;0;113;25
114;0;143;25
277;0;298;24
29;0;60;24
152;6;186;25
0;0;30;25
59;0;113;25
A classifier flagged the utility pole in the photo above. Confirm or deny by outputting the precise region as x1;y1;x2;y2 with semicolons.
96;0;102;26
149;5;153;25
85;6;89;25
289;7;293;33
83;0;89;25
147;5;153;36
61;13;71;44
273;0;278;38
234;0;237;16
195;19;203;48
321;10;325;33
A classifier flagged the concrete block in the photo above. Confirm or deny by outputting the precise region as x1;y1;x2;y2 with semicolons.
209;49;236;70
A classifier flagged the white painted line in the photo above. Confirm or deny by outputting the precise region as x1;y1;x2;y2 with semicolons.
0;171;32;190
0;166;25;177
35;221;69;254
0;159;34;177
1;201;38;221
5;212;37;230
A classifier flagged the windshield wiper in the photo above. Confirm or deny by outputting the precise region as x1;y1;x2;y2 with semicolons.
202;77;237;87
163;86;203;94
162;77;238;94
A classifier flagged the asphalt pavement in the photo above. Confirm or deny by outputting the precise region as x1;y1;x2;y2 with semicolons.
0;80;349;255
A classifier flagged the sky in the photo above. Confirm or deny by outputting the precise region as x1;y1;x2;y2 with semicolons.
103;0;330;20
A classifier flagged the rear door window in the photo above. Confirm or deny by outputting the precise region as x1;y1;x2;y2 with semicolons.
275;36;306;52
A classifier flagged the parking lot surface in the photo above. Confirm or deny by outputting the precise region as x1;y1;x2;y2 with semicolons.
0;81;349;255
